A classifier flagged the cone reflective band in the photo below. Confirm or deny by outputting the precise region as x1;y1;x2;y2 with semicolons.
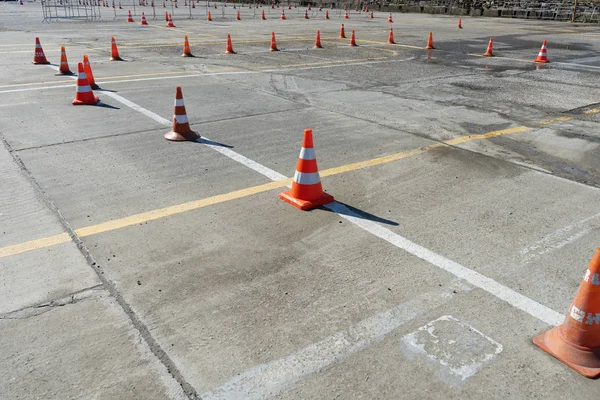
182;35;193;57
57;46;73;75
279;129;334;211
535;40;549;63
164;87;200;141
33;37;50;65
533;248;600;378
110;36;123;61
73;62;99;105
82;54;99;90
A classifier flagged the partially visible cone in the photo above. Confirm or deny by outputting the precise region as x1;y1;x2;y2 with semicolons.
141;12;148;25
127;9;134;22
182;35;193;57
82;54;99;90
387;27;395;44
33;37;50;64
279;128;334;211
57;46;74;75
349;30;357;47
533;248;600;378
270;31;279;52
314;30;322;49
535;40;549;63
165;10;169;21
483;37;494;57
73;62;99;105
110;36;124;61
225;34;236;54
426;31;435;49
340;23;346;39
164;86;200;141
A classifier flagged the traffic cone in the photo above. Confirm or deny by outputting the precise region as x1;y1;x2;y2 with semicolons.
270;31;279;52
141;12;148;25
225;34;236;54
167;13;175;27
82;54;99;90
344;9;349;18
340;24;346;39
387;12;393;22
72;62;99;106
369;10;373;18
32;37;50;65
164;87;200;141
387;27;395;44
127;9;134;22
483;37;494;57
182;35;193;57
57;46;74;75
304;9;309;19
280;9;286;20
426;31;435;49
349;30;357;47
314;30;322;49
261;9;266;19
325;9;329;19
165;11;168;21
458;17;462;29
535;40;549;63
533;248;600;378
214;1;217;8
236;10;241;20
192;1;195;8
20;0;23;5
110;36;124;61
207;10;212;21
279;128;334;211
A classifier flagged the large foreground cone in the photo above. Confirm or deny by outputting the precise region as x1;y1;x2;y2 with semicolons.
33;37;50;64
349;30;357;47
269;32;279;52
533;249;600;378
82;54;99;90
483;37;494;57
57;46;74;75
127;9;134;22
425;31;435;49
164;87;200;141
535;40;549;63
110;36;124;61
387;27;395;44
314;30;323;49
182;35;193;57
279;128;334;210
339;23;346;39
73;62;99;105
225;34;236;54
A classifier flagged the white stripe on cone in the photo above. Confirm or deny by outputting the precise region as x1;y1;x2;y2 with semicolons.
76;86;92;93
299;147;315;160
174;114;188;124
293;171;321;185
174;99;185;106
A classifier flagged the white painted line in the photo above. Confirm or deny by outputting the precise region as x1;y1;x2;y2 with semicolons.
202;281;470;400
324;201;565;327
101;91;172;126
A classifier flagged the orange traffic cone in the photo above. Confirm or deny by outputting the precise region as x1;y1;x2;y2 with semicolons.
344;9;349;19
349;30;357;47
127;9;134;22
325;9;329;19
165;11;168;21
270;31;279;52
340;23;346;39
110;36;123;61
141;12;148;25
387;12;393;23
237;10;241;20
279;128;334;211
314;30;323;49
458;17;462;29
387;27;395;44
192;0;195;7
32;37;50;64
82;54;99;90
483;37;494;57
535;40;549;63
280;9;286;20
57;46;73;75
425;31;435;49
304;9;309;19
214;1;216;8
73;62;99;106
369;10;373;18
225;34;236;54
533;249;600;378
167;13;175;27
182;35;193;57
261;9;266;19
164;87;200;141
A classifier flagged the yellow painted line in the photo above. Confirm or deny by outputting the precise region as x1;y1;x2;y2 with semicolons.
0;119;571;260
584;108;600;115
257;57;388;69
538;116;572;126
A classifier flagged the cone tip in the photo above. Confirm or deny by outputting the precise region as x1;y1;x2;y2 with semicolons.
77;62;84;72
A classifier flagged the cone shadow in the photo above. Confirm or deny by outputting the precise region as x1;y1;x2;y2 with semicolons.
322;201;399;226
97;88;118;93
96;101;120;110
195;137;234;149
